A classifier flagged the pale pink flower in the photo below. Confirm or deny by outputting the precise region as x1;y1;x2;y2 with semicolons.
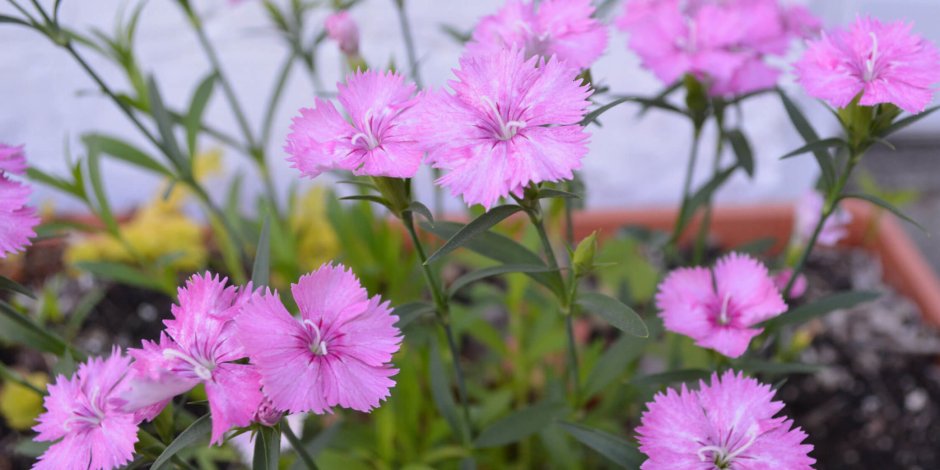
794;191;851;247
467;0;608;70
325;11;359;56
236;263;402;414
636;370;814;469
774;269;808;299
33;349;139;470
0;144;39;258
120;273;262;444
617;0;818;96
286;70;423;179
655;253;787;358
417;48;590;209
795;16;940;114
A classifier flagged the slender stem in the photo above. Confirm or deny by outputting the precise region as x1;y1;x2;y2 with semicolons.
564;314;580;397
670;124;704;255
6;0;39;24
401;211;471;441
261;54;295;149
28;0;53;24
693;124;725;264
282;421;319;470
392;0;423;88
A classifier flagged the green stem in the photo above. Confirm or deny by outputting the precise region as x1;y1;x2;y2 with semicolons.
693;123;725;264
392;0;423;88
282;421;319;470
670;124;704;256
261;53;295;149
401;211;472;442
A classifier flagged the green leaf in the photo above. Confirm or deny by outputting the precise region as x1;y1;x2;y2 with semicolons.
583;334;646;399
581;95;684;126
151;414;211;470
448;264;554;297
733;237;776;256
185;74;217;156
473;401;564;448
421;221;565;296
840;193;927;233
537;188;581;200
629;369;712;389
253;425;281;470
557;422;644;469
339;194;393;211
0;301;70;356
725;129;754;177
0;275;34;299
576;293;648;337
74;261;167;292
425;205;524;265
252;217;271;288
404;201;434;225
393;301;436;328
81;133;172;177
735;359;821;375
85;150;121;237
761;290;880;330
146;76;187;171
0;14;29;27
673;165;737;239
429;338;467;443
880;105;940;137
776;88;835;188
26;167;81;198
779;138;846;160
0;362;44;395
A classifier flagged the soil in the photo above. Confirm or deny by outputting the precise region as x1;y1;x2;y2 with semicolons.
780;248;940;470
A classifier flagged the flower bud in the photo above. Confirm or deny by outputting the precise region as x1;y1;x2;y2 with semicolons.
326;11;360;56
572;231;598;278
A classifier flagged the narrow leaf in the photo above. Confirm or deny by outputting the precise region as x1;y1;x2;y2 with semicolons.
146;76;186;170
779;138;846;160
81;134;172;176
576;293;648;337
629;369;711;389
673;165;737;238
429;338;467;442
26;167;79;198
151;414;211;470
725;129;754;177
86;150;120;237
473;401;564;448
735;359;821;375
558;422;644;469
404;201;434;225
841;193;928;233
448;264;554;297
74;261;165;292
0;15;29;27
0;301;69;356
185;74;217;156
880;105;940;137
425;205;524;265
537;188;581;200
776;88;835;187
252;425;280;470
0;275;34;299
252;217;271;288
581;95;684;126
761;290;879;330
583;334;646;399
393;301;436;328
339;194;393;211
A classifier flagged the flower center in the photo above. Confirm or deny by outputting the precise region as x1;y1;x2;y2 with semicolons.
696;424;760;468
304;320;329;356
717;292;732;326
350;109;382;150
481;96;527;141
163;348;215;381
64;386;107;431
863;32;879;82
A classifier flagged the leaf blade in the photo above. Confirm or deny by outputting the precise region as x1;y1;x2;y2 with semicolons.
425;205;524;265
557;422;644;469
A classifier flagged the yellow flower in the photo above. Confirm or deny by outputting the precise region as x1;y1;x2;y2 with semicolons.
291;186;340;271
0;372;47;430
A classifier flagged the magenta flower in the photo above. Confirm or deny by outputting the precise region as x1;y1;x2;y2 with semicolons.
120;273;262;444
617;0;818;96
795;16;940;114
325;11;359;56
33;349;139;470
0;144;39;258
794;191;851;248
655;253;787;358
466;0;608;70
417;48;590;209
636;370;814;469
236;263;402;414
774;269;808;299
286;70;423;179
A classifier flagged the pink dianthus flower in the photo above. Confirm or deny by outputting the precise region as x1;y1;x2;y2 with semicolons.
33;349;139;470
467;0;608;70
655;253;787;358
795;16;940;114
325;11;359;56
417;48;591;209
636;370;814;469
120;273;262;444
794;191;851;248
286;70;423;179
236;263;402;414
0;144;39;258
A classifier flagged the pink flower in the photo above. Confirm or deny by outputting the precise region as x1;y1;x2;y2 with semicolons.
236;263;402;414
0;144;39;258
795;16;940;114
467;0;608;70
417;48;590;209
774;269;808;299
286;70;423;179
794;191;851;247
325;11;359;56
655;253;787;358
636;370;814;469
120;273;262;444
33;349;139;470
617;0;818;96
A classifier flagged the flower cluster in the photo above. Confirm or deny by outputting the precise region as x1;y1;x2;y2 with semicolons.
636;370;815;469
32;265;401;468
0;143;39;258
616;0;820;96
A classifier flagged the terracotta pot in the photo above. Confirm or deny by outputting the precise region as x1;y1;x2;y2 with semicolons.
572;201;940;327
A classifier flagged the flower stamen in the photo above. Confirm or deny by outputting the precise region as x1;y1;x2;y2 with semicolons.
864;32;879;82
163;348;214;381
304;319;329;356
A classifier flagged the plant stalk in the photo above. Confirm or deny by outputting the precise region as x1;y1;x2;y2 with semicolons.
282;421;319;470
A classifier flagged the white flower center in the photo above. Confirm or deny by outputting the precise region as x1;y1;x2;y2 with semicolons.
304;319;329;356
350;109;382;150
696;424;760;468
864;32;879;82
481;96;527;141
64;386;107;431
717;292;732;326
163;348;215;381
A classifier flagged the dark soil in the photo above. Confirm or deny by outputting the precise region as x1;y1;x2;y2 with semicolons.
780;248;940;470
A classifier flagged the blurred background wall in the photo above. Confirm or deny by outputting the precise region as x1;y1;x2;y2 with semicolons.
0;0;937;214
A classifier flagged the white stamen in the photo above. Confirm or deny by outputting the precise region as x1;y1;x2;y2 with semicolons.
350;109;381;149
696;424;761;467
718;292;732;325
481;96;526;141
304;319;329;356
163;348;214;381
864;32;879;82
724;426;760;462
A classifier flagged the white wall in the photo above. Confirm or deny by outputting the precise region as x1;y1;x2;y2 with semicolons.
0;0;935;214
